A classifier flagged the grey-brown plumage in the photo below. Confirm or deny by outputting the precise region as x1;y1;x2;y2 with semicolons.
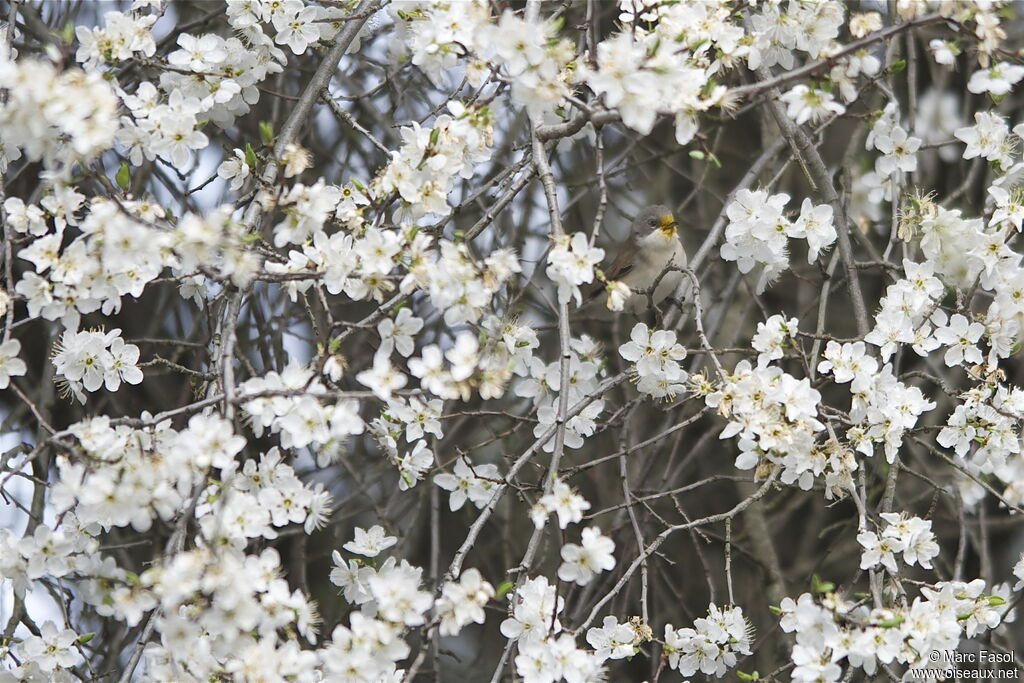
585;204;687;314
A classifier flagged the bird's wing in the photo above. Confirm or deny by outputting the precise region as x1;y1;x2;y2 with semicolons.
585;240;637;302
602;245;636;282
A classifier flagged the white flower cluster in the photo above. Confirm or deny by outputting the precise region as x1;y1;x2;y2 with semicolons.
513;633;606;683
865;198;1024;373
519;335;606;453
0;514;95;599
172;205;263;291
54;413;326;544
416;242;522;327
585;615;649;662
240;359;366;459
530;479;591;530
582;2;736;144
269;179;342;247
488;10;575;121
0;338;27;389
0;511;160;634
75;9;157;67
394;2;574;121
140;547;320;680
364;312;530;410
721;189;837;292
51;328;143;403
436;568;496;636
332;551;432;627
228;0;351;58
747;0;845;70
391;0;492;87
15;196;256;330
4;621;83;680
360;393;440;491
117;86;211;168
779;84;846;125
557;526;615;586
434;457;501;511
14;196;169;329
750;314;799;364
866;103;922;182
968;61;1024;96
829;38;881;102
546;232;604;307
329;532;424;631
196;446;334;545
818;342;934;464
374;102;493;220
937;382;1024;508
0;54;118;169
499;576;605;682
274;227;520;342
269;222;391;301
779;581;1010;682
954;111;1016;170
862;259;944;362
857;512;940;573
106;5;289;164
365;407;435;491
663;604;753;678
705;355;826;490
320;611;411;682
328;528;495;671
619;322;689;399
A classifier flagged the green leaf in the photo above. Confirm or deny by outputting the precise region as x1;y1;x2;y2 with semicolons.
987;595;1007;606
429;127;441;146
496;580;515;599
259;121;274;146
811;574;834;594
878;616;904;628
768;605;782;615
78;632;96;644
737;671;760;681
115;162;131;191
890;59;907;73
689;150;706;160
244;142;258;169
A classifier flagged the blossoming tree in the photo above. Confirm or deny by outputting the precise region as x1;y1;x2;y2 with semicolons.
1;0;1024;680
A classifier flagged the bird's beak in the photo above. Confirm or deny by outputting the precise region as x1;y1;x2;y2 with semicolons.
657;214;678;236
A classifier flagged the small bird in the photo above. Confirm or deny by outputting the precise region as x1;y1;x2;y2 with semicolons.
584;204;687;316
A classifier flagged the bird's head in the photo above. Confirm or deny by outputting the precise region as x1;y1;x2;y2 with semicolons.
632;204;678;239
